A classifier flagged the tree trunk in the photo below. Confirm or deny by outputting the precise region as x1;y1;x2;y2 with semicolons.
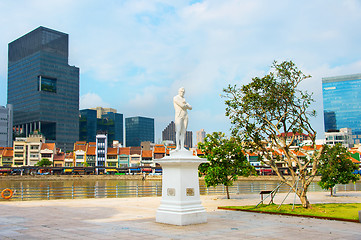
299;190;310;208
226;185;230;199
330;187;333;197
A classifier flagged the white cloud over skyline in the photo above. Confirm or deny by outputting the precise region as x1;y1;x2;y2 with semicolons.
1;0;361;142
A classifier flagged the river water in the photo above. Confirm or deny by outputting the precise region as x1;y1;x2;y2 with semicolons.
1;178;360;201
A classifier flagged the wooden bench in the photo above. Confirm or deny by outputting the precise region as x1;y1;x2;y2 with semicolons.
259;190;275;204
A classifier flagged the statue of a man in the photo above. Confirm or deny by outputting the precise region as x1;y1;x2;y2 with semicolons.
173;87;192;151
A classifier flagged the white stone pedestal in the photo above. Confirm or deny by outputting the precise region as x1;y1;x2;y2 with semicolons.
155;150;208;225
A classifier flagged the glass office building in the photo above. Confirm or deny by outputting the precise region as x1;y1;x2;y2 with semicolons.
125;116;154;147
79;109;124;146
322;74;361;144
0;104;13;147
79;109;98;143
8;26;79;151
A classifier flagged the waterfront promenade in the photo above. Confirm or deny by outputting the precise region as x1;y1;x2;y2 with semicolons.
0;191;360;239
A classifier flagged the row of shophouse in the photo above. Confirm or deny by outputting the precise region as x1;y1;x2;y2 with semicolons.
1;132;360;175
0;133;204;173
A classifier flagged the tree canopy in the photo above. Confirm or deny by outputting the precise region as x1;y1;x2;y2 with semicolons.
198;132;255;199
318;144;359;196
223;60;324;208
36;158;53;167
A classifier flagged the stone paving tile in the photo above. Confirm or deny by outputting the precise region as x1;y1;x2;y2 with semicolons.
0;193;360;239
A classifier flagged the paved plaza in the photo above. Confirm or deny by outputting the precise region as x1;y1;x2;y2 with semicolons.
0;191;360;239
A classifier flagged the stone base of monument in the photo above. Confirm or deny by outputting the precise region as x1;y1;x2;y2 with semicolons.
155;150;208;226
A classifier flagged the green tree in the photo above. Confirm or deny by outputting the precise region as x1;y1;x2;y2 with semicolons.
198;132;255;199
223;60;324;208
318;144;359;196
36;158;53;167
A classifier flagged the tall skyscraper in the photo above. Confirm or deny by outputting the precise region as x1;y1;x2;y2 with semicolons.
322;73;361;144
185;131;193;148
79;109;97;143
162;121;193;148
125;116;154;147
0;104;13;147
8;26;79;151
79;108;124;146
162;121;176;143
196;129;206;146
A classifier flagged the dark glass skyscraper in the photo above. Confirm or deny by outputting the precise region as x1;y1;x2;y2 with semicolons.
125;116;154;147
79;109;124;146
322;73;361;144
79;109;97;143
8;26;79;151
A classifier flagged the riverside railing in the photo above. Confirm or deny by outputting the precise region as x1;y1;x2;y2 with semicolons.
1;182;360;201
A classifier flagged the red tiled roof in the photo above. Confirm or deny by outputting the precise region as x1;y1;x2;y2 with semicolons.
3;148;13;157
196;149;204;155
154;146;165;153
246;152;258;156
302;145;323;151
65;152;73;158
291;150;306;157
87;146;96;155
74;143;87;151
130;147;141;155
53;152;65;161
107;147;118;155
348;156;360;164
41;143;56;151
142;150;153;158
119;147;130;155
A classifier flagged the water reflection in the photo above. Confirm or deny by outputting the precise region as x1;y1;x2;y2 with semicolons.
0;179;360;201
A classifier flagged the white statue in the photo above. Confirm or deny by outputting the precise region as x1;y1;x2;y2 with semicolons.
173;87;192;151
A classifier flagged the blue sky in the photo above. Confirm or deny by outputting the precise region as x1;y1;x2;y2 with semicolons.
1;0;361;143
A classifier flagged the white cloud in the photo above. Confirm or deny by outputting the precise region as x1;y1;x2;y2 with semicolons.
80;93;110;110
1;0;361;140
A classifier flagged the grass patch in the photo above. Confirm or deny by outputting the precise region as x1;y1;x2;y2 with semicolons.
222;203;361;221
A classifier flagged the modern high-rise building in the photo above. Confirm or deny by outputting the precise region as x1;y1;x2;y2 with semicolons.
196;129;206;146
0;104;13;147
185;131;193;149
90;107;117;119
162;121;193;148
125;116;154;147
162;121;176;144
7;26;79;151
79;109;97;143
322;73;361;144
79;108;123;146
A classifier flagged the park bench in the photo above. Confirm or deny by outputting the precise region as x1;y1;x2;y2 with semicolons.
259;190;275;204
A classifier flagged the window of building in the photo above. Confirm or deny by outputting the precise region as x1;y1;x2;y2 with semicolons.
108;162;117;167
38;76;57;93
